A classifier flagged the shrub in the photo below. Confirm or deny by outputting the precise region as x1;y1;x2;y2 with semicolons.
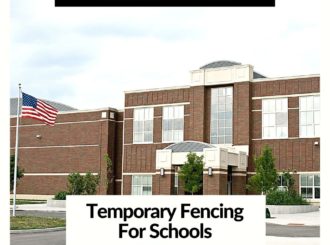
84;172;100;195
54;191;68;200
67;172;100;195
266;190;308;205
67;173;85;195
266;208;271;219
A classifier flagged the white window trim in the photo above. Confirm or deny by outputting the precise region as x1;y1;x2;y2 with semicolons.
262;98;288;139
131;175;153;195
162;105;184;143
299;174;320;201
210;87;233;144
299;95;320;138
133;107;154;144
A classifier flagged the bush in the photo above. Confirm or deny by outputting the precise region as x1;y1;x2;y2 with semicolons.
266;190;308;205
67;172;100;195
84;173;100;195
54;191;68;200
67;173;85;195
266;208;271;218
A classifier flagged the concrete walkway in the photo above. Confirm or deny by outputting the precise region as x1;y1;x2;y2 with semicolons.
267;211;320;226
10;204;65;212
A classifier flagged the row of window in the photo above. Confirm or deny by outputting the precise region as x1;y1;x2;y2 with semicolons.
262;95;320;139
132;173;320;199
133;105;184;143
132;88;319;143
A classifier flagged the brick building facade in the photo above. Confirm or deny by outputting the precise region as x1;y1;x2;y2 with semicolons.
10;61;320;201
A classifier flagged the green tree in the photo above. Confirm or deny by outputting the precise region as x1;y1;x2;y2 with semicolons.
280;170;295;192
247;145;278;194
84;172;100;195
10;155;24;192
67;173;85;195
104;154;114;194
178;152;204;195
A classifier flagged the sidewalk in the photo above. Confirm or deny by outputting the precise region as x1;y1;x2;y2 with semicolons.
267;211;320;226
10;204;66;212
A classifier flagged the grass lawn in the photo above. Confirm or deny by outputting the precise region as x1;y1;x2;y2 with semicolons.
10;199;47;205
11;216;65;230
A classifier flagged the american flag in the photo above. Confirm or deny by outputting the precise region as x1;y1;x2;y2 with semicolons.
21;93;59;126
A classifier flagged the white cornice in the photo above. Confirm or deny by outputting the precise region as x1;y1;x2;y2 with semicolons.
124;85;190;94
252;74;320;83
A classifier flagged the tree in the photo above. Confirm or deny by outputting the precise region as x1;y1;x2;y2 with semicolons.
104;154;114;194
10;155;24;192
247;145;278;195
178;152;204;195
280;170;295;192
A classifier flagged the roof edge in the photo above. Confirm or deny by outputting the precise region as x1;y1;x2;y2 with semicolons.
253;74;320;82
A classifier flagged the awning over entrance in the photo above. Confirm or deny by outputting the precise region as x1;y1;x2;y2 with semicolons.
156;141;248;171
164;141;215;152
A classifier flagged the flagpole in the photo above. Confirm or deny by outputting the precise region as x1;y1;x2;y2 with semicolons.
12;83;21;217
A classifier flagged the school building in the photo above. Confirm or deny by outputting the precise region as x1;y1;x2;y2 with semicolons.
10;61;320;201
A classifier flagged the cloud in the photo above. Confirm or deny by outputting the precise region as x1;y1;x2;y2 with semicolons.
10;0;320;110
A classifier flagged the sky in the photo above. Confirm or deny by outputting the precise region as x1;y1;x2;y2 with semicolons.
10;0;320;110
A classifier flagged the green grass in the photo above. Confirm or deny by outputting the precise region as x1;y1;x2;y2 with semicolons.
10;199;47;205
10;216;66;230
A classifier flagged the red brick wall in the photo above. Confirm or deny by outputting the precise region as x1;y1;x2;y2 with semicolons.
203;171;227;195
249;139;320;172
10;109;122;195
250;77;320;173
232;175;247;194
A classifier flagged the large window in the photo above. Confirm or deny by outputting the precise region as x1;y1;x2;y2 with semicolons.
131;175;152;195
300;174;320;199
162;106;184;143
210;87;233;144
299;95;320;137
133;108;153;143
262;98;288;139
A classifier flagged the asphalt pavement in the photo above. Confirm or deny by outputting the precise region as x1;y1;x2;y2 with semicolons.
11;230;66;245
266;223;320;237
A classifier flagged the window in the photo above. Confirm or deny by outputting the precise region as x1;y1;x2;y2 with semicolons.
133;108;153;143
299;95;320;137
300;174;320;199
262;98;288;139
162;106;184;143
131;175;152;195
277;175;288;191
210;87;233;144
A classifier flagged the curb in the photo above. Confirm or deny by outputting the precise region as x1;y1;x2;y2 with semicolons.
11;227;66;234
10;208;66;212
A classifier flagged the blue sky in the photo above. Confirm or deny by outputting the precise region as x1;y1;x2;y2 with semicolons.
10;1;320;110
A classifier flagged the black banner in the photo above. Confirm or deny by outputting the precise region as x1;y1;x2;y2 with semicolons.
55;0;275;7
